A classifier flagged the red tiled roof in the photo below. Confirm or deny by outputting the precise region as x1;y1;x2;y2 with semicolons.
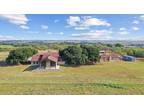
48;56;58;62
40;52;49;61
31;55;40;62
31;52;59;62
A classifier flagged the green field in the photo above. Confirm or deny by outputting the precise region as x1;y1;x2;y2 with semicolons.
0;52;144;94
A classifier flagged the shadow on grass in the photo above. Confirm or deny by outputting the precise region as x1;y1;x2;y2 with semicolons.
61;64;95;68
61;62;103;68
61;64;80;68
0;60;30;67
23;65;39;72
0;60;10;67
0;60;38;71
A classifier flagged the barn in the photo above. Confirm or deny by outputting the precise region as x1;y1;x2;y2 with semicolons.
100;49;122;62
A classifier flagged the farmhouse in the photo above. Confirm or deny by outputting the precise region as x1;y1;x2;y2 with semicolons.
31;51;60;69
100;49;122;62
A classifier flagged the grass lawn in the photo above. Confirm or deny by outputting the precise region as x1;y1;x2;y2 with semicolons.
0;52;144;94
0;61;144;94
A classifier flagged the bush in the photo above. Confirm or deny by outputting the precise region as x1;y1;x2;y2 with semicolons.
6;48;38;65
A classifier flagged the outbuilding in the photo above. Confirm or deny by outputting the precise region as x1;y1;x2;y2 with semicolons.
122;55;136;61
100;49;122;62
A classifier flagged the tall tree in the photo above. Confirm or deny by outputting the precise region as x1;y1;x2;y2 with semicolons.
60;45;100;65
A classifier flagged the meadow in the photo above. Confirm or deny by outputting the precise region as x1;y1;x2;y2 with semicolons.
0;52;144;94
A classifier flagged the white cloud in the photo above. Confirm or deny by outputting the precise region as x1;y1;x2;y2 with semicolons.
0;14;29;29
132;27;139;31
133;15;144;24
27;31;39;34
0;35;16;40
20;25;29;29
59;32;64;35
47;32;64;35
71;30;113;39
132;20;139;24
47;32;52;35
74;27;89;30
67;16;111;30
67;16;80;26
118;27;129;35
120;27;126;31
54;19;59;23
0;14;28;25
82;17;111;27
118;31;129;35
139;15;144;21
41;25;48;30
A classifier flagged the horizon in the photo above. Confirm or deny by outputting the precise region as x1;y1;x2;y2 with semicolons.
0;14;144;40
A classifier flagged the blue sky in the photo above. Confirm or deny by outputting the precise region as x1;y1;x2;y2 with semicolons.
0;14;144;40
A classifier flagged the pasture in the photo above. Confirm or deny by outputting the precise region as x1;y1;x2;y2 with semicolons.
0;52;144;94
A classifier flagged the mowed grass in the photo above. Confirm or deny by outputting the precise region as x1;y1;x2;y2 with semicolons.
0;52;144;94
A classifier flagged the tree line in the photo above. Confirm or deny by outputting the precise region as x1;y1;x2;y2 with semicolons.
5;43;144;65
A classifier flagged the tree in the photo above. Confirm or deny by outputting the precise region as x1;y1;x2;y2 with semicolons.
60;46;85;65
126;48;135;56
107;44;113;47
60;45;100;65
6;48;38;65
115;43;124;47
81;45;100;64
134;50;144;57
